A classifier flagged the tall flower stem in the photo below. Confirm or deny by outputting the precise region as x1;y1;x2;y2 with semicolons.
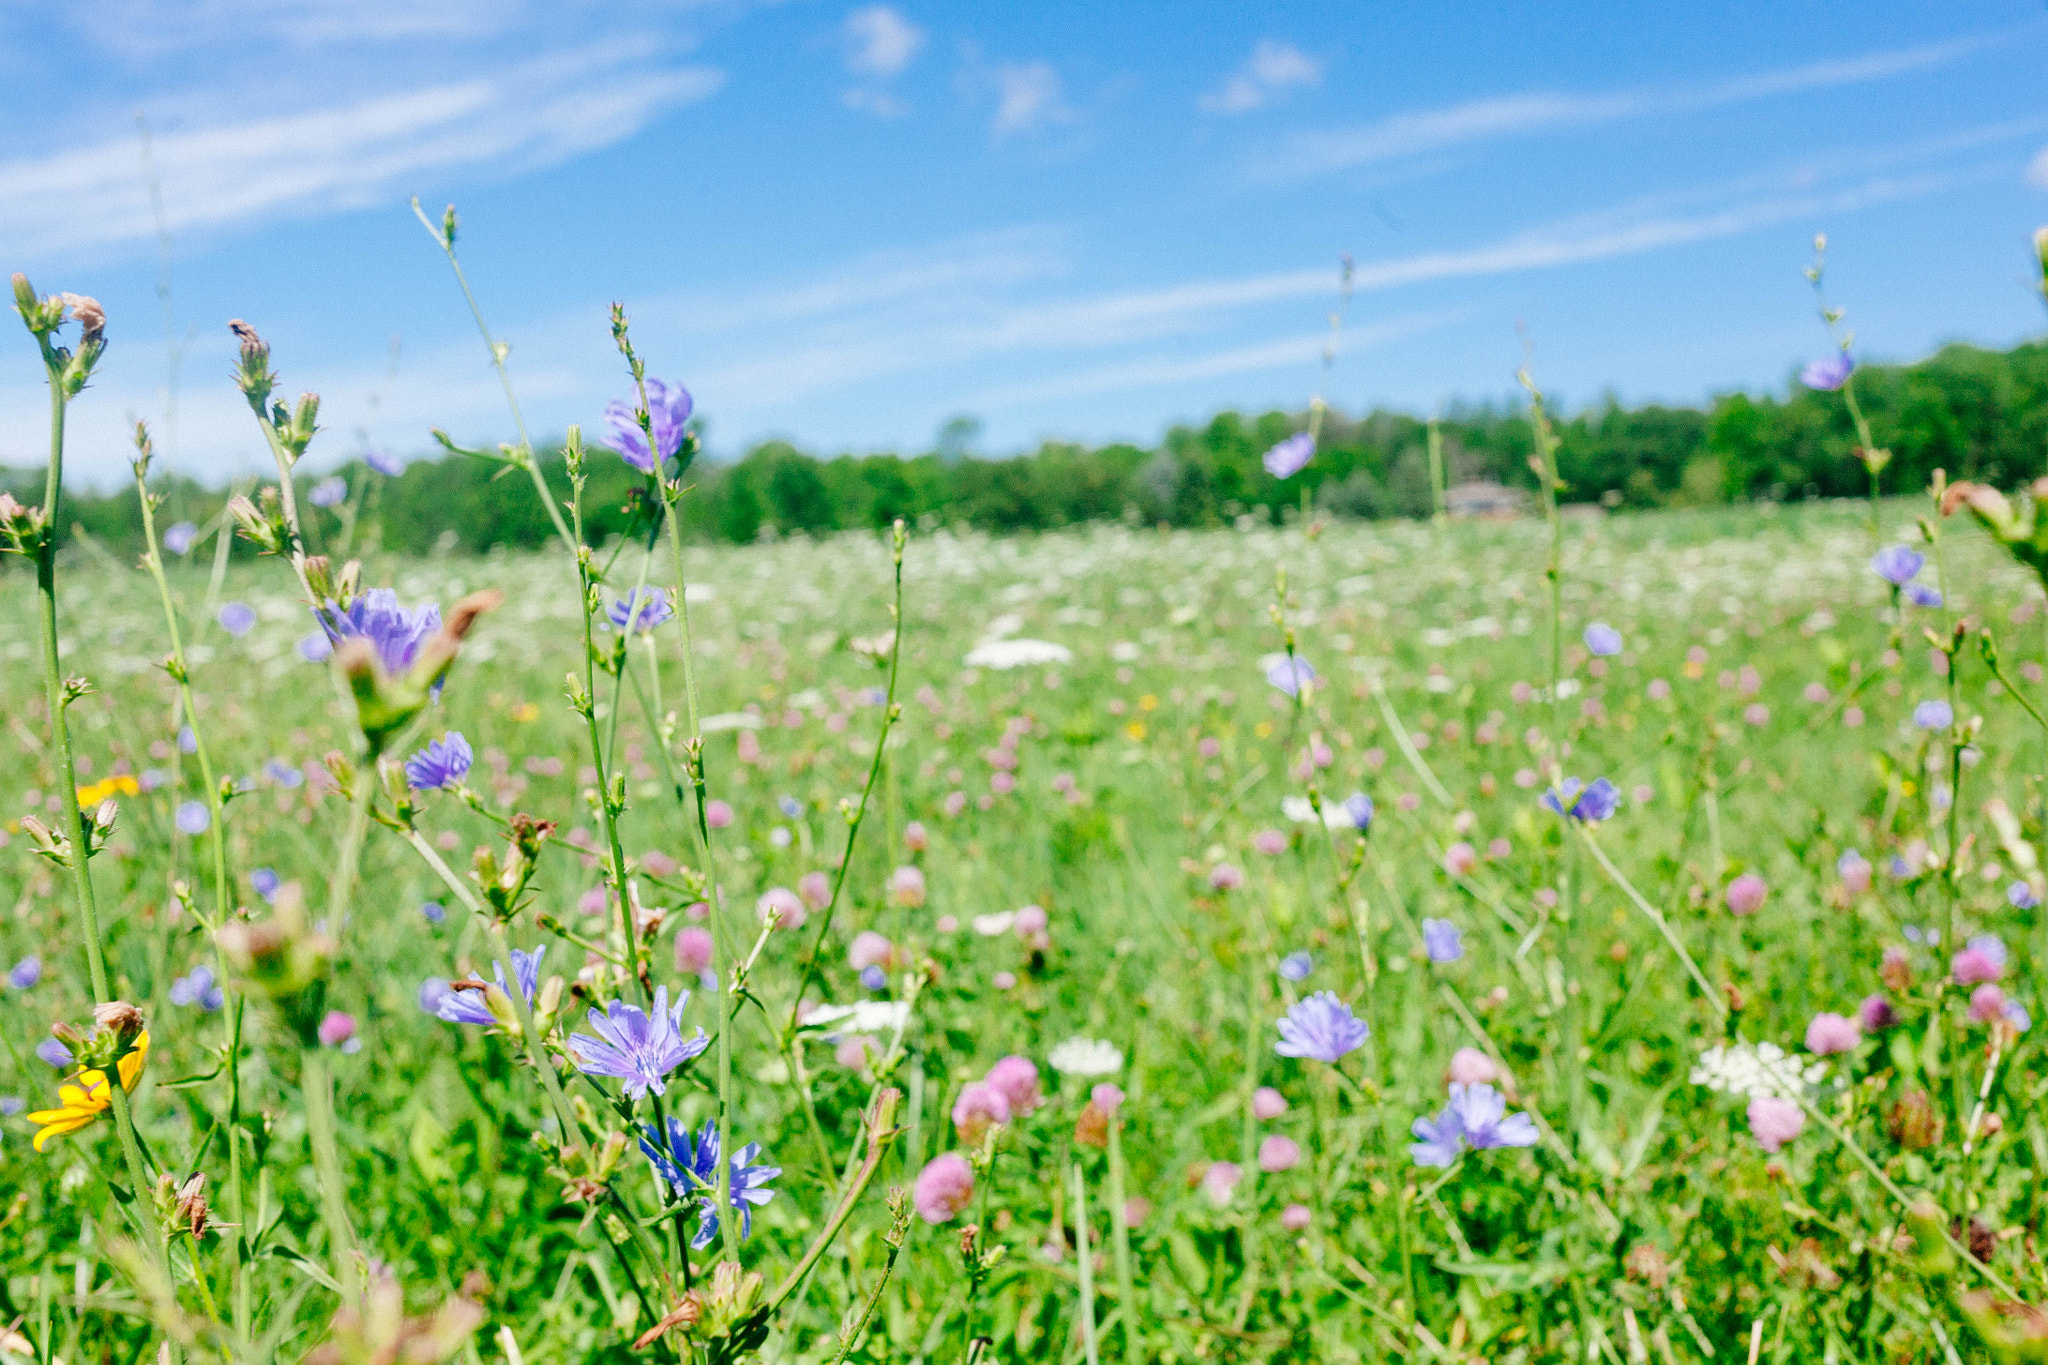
1072;1162;1101;1365
300;1045;361;1300
1518;368;1566;775
132;427;247;1339
1105;1118;1140;1364
17;289;163;1276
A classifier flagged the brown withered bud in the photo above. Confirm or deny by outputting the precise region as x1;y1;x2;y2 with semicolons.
1623;1242;1670;1290
228;319;266;359
171;1171;212;1238
1886;1091;1943;1150
1721;981;1746;1014
1072;1101;1109;1150
630;1294;703;1351
1768;1238;1842;1291
1963;1216;1998;1265
1880;945;1911;994
93;1000;147;1043
57;293;104;345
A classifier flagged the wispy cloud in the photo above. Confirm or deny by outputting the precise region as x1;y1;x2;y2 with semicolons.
2030;145;2048;189
0;46;722;258
1199;40;1322;115
843;5;924;77
1262;31;2010;180
991;61;1076;137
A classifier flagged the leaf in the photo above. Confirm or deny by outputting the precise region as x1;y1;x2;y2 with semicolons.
264;1244;341;1293
408;1108;454;1184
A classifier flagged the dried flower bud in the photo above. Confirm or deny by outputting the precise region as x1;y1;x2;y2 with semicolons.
56;293;104;345
93;1000;147;1043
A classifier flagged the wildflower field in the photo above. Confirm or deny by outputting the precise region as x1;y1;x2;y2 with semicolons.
11;271;2048;1365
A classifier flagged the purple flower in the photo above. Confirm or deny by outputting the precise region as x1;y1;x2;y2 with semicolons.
162;521;199;556
315;588;441;677
419;978;452;1014
251;867;280;901
1278;950;1313;982
1870;545;1925;586
298;633;334;663
1341;792;1374;832
1541;776;1619;823
1421;918;1463;963
859;964;888;992
307;476;348;508
1858;994;1897;1032
179;726;197;754
170;965;223;1010
264;759;303;789
1912;700;1953;730
641;1118;780;1248
435;945;548;1027
0;1097;21;1116
404;732;473;791
607;587;673;634
421;900;446;924
1263;432;1314;479
1409;1083;1538;1167
568;985;708;1098
8;957;40;990
1265;656;1315;697
175;800;211;835
318;1011;356;1048
36;1038;72;1068
2010;881;2040;911
364;447;404;477
1903;584;1942;609
603;377;694;473
1801;352;1854;391
1274;991;1369;1063
1583;622;1623;657
218;601;257;637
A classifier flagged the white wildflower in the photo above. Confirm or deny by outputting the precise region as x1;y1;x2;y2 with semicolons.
700;711;765;732
1688;1041;1824;1101
1048;1037;1124;1076
971;911;1017;936
964;639;1071;669
1280;795;1353;829
802;1001;910;1035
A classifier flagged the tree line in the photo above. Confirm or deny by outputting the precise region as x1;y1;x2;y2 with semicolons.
7;338;2046;557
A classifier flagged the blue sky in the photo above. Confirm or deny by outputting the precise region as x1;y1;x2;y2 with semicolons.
2;0;2045;485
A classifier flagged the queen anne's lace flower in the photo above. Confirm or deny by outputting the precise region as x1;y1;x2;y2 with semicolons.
1689;1042;1824;1101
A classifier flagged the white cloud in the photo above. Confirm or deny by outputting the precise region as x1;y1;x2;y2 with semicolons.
2030;145;2048;189
842;88;910;118
991;61;1074;137
1200;40;1322;115
0;47;722;257
1265;31;2007;179
843;6;924;77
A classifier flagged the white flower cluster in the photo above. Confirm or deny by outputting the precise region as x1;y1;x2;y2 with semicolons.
964;638;1071;669
1688;1041;1824;1101
1048;1037;1124;1076
802;1001;910;1035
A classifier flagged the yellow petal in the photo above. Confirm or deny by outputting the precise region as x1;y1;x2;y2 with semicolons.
119;1033;149;1091
32;1113;95;1151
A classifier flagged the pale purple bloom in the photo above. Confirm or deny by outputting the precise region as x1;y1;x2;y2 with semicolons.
1262;431;1314;479
1421;918;1463;963
36;1038;72;1068
1253;1086;1287;1119
1265;656;1315;696
568;985;708;1098
2010;881;2040;911
418;978;452;1014
179;726;197;754
218;601;257;637
642;1119;780;1248
364;447;404;477
1747;1095;1804;1152
318;1011;356;1047
298;633;334;663
1411;1082;1538;1167
859;964;888;991
603;377;694;473
1800;352;1854;391
162;521;199;555
404;732;473;791
1208;862;1244;891
251;867;280;901
8;957;40;990
1912;700;1953;730
1904;584;1942;608
1342;792;1373;832
1274;991;1369;1063
913;1152;975;1224
264;759;303;788
421;900;446;924
436;945;548;1027
1278;950;1313;981
307;476;349;508
1870;545;1925;586
175;800;210;835
1583;622;1623;657
1858;994;1897;1032
1258;1135;1302;1172
607;587;672;634
315;588;441;677
0;1097;20;1116
170;965;223;1011
1804;1012;1860;1055
1541;776;1619;823
2004;1000;2032;1032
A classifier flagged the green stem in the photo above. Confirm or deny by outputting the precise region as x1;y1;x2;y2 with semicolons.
300;1045;361;1300
1105;1118;1140;1364
1073;1163;1100;1365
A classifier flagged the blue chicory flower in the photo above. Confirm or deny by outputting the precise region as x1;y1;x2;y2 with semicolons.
433;946;549;1027
364;447;404;477
778;795;804;819
1410;1082;1539;1167
2009;881;2040;911
175;800;211;835
299;633;334;663
264;758;303;788
315;589;442;677
1912;700;1953;730
36;1038;72;1068
1265;656;1315;697
1342;792;1374;832
1582;622;1623;657
641;1118;782;1248
568;985;709;1098
162;521;199;555
603;378;694;473
250;868;280;901
419;978;452;1014
421;900;447;924
404;732;474;791
1801;352;1854;391
1967;934;2009;969
307;476;348;507
1903;583;1942;608
1278;950;1313;982
8;957;41;990
607;587;673;634
1274;991;1369;1063
218;602;257;637
1869;545;1925;586
1541;776;1619;823
1422;918;1463;963
170;966;224;1011
1262;432;1314;479
859;964;888;992
0;1097;21;1116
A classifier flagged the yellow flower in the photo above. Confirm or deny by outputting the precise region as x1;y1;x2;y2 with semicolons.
74;774;141;806
27;1030;148;1152
509;702;540;723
